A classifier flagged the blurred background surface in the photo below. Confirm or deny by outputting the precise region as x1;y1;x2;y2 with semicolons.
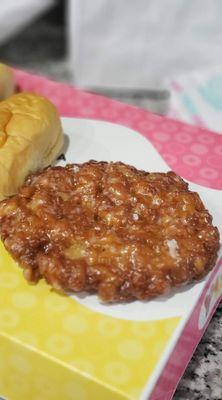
0;0;170;113
0;1;221;399
0;0;67;80
1;0;222;118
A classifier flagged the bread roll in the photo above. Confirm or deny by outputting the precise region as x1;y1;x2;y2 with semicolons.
0;64;14;100
0;92;64;200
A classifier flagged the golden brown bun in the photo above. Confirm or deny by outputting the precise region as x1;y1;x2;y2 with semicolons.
0;92;64;200
0;64;14;100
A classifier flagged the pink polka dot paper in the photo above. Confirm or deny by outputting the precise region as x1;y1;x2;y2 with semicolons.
14;69;222;190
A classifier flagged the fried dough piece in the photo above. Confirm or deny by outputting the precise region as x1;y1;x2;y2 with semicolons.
0;161;219;302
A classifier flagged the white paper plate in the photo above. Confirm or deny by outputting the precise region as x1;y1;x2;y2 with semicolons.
58;117;222;321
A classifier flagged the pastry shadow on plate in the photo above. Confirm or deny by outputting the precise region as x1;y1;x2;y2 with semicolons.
55;133;70;164
51;279;204;306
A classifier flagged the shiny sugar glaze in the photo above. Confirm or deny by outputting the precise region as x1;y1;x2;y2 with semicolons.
0;161;219;302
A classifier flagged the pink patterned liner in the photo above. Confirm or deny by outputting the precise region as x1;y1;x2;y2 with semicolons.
14;69;222;190
150;256;222;400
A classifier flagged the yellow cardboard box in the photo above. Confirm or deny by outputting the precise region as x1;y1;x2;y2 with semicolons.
0;118;221;400
0;241;180;400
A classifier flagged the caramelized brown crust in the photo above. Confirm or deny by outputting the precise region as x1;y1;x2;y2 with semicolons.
0;161;219;302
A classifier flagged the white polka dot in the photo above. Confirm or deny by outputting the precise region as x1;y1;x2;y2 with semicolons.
0;272;20;288
207;155;222;168
12;291;37;309
44;295;69;312
104;361;131;385
182;154;201;166
191;143;208;155
161;122;177;132
198;134;215;144
181;125;197;133
118;339;144;360
200;168;218;180
16;331;38;347
63;314;88;334
46;334;73;355
97;319;121;337
153;131;170;142
166;142;185;154
9;354;31;374
176;132;192;143
138;121;155;131
64;381;88;400
161;153;177;166
69;359;95;375
0;309;19;328
131;322;157;338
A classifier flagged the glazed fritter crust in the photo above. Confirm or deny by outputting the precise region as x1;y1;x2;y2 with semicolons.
0;161;219;302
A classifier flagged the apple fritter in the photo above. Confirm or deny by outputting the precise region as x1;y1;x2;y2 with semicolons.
0;161;219;302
